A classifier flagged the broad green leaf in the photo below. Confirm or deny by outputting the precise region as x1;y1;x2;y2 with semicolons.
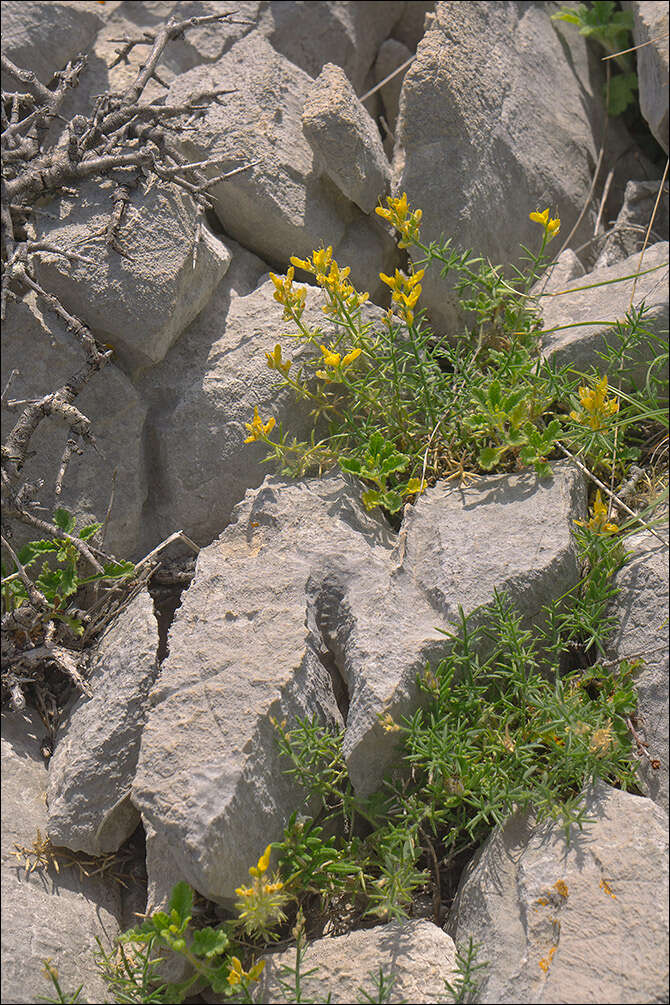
381;489;404;513
607;72;638;117
379;453;409;477
487;380;502;409
478;446;501;470
168;882;193;924
53;508;77;533
191;927;229;959
78;523;102;541
339;457;362;475
361;489;382;510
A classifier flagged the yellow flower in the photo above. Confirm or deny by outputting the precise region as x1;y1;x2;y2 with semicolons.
530;208;561;240
265;343;291;376
379;268;425;325
227;956;265;987
341;347;362;367
269;268;306;321
244;407;276;443
589;719;614;757
406;477;427;495
574;490;619;535
290;248;368;314
569;375;619;431
320;344;341;367
378;711;402;733
376;192;422;247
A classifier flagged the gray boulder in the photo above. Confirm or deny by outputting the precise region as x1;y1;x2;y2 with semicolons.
540;241;669;381
391;2;436;51
374;37;414;137
251;920;458;1005
302;63;391;214
1;709;121;1005
595;179;670;269
392;2;629;334
448;782;669;1004
133;463;585;904
47;590;159;855
624;1;669;153
166;33;397;298
1;293;147;559
33;179;231;378
607;530;669;812
137;268;387;552
261;1;405;93
0;0;102;87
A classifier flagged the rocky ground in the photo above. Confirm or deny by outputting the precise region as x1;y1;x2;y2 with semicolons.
1;2;669;1003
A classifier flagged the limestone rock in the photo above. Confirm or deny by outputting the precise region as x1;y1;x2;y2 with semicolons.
392;2;626;334
0;0;102;88
374;38;413;136
302;63;391;214
624;1;669;153
133;463;584;903
391;1;436;51
166;33;397;298
253;920;458;1005
448;782;669;1004
47;590;159;855
540;241;669;381
1;294;147;559
1;709;121;1005
595;179;670;269
33;179;231;377
607;530;669;812
262;0;405;93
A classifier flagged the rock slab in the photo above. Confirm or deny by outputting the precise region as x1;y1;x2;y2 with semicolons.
1;710;121;1005
448;782;669;1004
133;463;585;904
47;589;159;855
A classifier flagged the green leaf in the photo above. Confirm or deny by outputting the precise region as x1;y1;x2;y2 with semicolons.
607;72;638;116
53;508;77;533
191;927;229;959
210;963;234;994
361;489;382;510
487;380;502;409
381;489;404;514
339;457;362;475
78;523;102;541
168;882;193;924
379;452;409;477
478;446;501;470
18;540;58;564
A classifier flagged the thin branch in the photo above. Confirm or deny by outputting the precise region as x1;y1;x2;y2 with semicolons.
0;533;49;611
555;442;668;547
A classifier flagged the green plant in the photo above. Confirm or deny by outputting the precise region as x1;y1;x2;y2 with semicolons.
551;1;638;116
1;507;135;637
248;195;667;526
443;938;488;1004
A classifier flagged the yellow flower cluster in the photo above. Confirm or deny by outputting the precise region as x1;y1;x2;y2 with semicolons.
574;490;619;535
244;406;276;443
378;711;402;733
265;343;292;377
269;267;307;322
529;208;561;240
315;343;362;381
379;267;425;325
570;375;619;431
589;719;614;757
290;247;369;315
227;956;265;988
234;844;288;938
376;192;422;247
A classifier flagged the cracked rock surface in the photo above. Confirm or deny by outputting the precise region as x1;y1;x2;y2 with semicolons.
132;462;585;903
447;782;669;1004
